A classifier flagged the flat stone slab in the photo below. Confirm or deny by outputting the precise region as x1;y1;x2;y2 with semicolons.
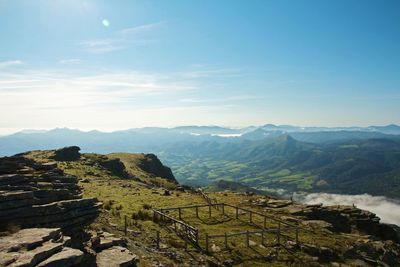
96;246;138;267
8;240;64;267
92;232;127;251
0;228;61;252
37;247;84;267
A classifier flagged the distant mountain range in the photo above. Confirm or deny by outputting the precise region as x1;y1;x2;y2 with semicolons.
2;123;400;154
1;124;400;199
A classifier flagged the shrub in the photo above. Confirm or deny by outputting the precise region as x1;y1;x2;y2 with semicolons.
103;199;116;210
131;209;151;221
142;203;152;210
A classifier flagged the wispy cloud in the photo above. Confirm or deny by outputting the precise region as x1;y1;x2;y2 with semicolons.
181;67;243;78
0;68;194;111
58;59;83;65
0;63;254;132
0;60;23;69
118;21;166;35
79;21;165;54
79;39;126;54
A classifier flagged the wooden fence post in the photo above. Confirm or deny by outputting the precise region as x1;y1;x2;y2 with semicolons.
295;227;299;245
208;205;211;218
236;206;239;219
246;230;250;247
205;233;209;253
277;222;281;245
261;230;265;246
263;216;267;229
222;203;225;215
196;206;199;218
124;215;127;235
156;231;160;249
178;208;182;220
224;232;228;249
249;211;253;223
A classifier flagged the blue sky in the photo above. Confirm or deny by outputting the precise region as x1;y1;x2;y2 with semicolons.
0;0;399;134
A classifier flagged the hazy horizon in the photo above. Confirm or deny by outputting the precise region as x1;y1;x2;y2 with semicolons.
1;122;400;136
1;0;400;133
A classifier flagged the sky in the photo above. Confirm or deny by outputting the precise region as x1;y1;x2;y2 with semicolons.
0;0;399;134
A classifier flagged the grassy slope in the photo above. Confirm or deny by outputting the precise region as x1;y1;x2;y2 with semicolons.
23;150;374;266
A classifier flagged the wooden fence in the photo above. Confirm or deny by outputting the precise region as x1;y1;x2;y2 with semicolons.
153;202;301;253
152;209;199;245
205;228;278;252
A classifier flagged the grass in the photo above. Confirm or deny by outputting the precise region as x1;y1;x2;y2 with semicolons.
23;150;362;266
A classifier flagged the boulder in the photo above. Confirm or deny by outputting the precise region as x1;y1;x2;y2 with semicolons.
52;147;81;162
91;232;127;251
96;246;138;267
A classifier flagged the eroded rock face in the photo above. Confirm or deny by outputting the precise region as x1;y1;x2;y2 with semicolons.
137;154;177;183
0;155;100;232
99;158;129;178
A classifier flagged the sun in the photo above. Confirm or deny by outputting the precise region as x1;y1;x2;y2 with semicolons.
102;19;110;27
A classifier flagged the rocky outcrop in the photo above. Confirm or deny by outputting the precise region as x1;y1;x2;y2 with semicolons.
0;227;83;267
0;155;100;232
291;204;400;243
99;158;130;178
0;153;138;266
137;154;177;183
344;239;400;266
52;146;81;161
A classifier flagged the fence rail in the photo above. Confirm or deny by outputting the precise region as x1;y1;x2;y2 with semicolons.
152;209;199;245
153;201;302;253
205;228;284;252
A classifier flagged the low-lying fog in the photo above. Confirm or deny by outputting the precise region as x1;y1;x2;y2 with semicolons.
294;193;400;226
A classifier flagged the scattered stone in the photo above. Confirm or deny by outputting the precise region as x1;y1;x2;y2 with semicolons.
223;259;234;266
210;244;221;252
248;240;257;246
91;232;127;251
